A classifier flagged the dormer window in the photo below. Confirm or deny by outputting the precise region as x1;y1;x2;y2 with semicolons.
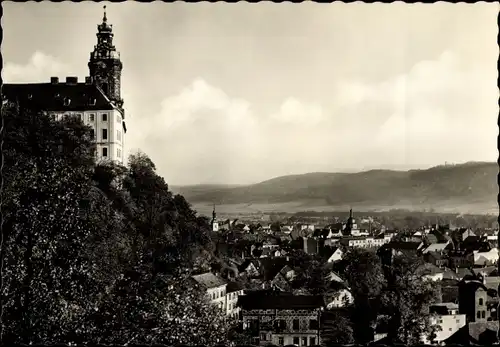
63;98;71;106
90;99;97;106
27;94;33;100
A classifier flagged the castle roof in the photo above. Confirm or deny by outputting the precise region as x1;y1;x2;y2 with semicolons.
2;81;121;114
238;291;324;310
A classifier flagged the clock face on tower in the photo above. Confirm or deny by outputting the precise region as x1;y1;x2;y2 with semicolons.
96;61;107;73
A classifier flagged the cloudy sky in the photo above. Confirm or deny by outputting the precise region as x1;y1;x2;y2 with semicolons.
3;2;498;185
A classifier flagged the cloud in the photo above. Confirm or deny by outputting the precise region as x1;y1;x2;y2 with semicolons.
3;51;72;83
133;50;496;185
6;51;496;186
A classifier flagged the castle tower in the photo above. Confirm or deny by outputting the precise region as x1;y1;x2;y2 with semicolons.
88;6;124;109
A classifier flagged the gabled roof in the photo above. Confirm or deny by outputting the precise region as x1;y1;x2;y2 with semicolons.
238;259;260;273
3;82;121;114
445;321;499;345
382;241;421;251
259;257;291;281
422;242;450;253
192;272;227;289
238;291;324;310
226;281;245;294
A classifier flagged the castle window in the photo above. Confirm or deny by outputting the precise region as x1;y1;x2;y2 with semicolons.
293;337;300;345
102;129;108;140
309;337;316;346
102;147;108;157
102;113;108;122
293;319;300;330
302;337;308;346
278;337;284;346
482;311;486;319
479;298;484;305
89;114;95;122
477;311;481;319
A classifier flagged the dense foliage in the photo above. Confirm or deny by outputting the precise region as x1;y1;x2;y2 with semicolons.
1;103;229;344
335;248;441;345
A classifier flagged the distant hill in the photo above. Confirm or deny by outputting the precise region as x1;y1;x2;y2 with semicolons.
174;162;499;215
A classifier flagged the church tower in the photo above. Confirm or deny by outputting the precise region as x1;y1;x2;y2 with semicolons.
211;204;219;232
88;6;124;109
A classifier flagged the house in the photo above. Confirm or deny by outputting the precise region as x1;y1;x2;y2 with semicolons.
421;303;466;344
239;290;324;346
191;272;228;312
424;251;450;268
338;236;375;248
472;248;499;267
226;281;245;319
238;259;261;278
259;257;296;290
325;288;353;309
441;279;460;304
444;321;499;345
263;237;281;250
326;247;343;263
422;241;453;254
449;254;474;270
300;224;316;232
458;279;490;323
303;237;323;255
377;241;421;265
474;266;499;278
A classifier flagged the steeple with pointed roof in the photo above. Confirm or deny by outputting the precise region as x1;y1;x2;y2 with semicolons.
88;5;123;108
211;204;219;232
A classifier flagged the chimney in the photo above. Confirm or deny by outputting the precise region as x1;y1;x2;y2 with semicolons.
50;77;59;84
85;76;93;85
65;76;78;84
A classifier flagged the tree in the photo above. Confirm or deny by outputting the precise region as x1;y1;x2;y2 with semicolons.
341;248;386;344
85;152;229;344
2;102;98;344
1;102;231;344
321;309;354;346
380;255;441;345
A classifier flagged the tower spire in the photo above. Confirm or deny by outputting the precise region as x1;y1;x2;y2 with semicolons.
103;5;107;23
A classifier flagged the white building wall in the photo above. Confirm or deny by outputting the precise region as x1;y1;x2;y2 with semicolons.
207;284;227;313
51;109;125;164
422;313;466;343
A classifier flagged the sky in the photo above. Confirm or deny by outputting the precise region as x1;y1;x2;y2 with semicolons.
3;2;498;185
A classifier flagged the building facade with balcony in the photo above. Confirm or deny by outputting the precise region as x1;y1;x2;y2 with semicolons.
239;290;324;346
